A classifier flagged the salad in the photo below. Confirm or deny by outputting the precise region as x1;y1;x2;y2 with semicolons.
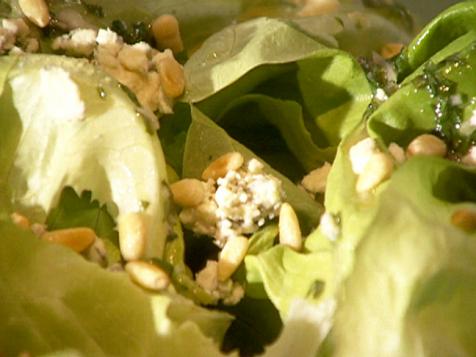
0;0;475;356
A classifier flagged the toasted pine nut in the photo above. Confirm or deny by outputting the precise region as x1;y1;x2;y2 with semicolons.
301;162;332;194
118;45;149;73
41;227;96;252
118;212;147;261
451;208;476;232
10;212;30;229
158;55;185;98
18;0;50;28
406;134;447;157
279;203;302;251
31;223;46;237
202;152;244;181
218;236;249;282
125;261;170;291
151;14;184;53
388;142;406;164
170;178;206;207
356;152;393;192
461;146;476;166
380;43;404;59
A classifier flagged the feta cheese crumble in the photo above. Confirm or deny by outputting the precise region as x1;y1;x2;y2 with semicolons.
179;158;284;246
0;18;38;55
51;28;97;57
349;137;378;175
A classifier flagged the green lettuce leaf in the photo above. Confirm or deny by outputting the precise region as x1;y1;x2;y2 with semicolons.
0;219;234;357
292;9;411;57
368;38;476;152
332;157;476;357
247;224;279;255
183;16;371;182
0;54;169;258
244;244;334;319
184;17;324;104
397;1;476;79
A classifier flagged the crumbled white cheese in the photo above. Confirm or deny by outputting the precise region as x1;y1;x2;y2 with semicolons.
179;159;284;246
319;212;340;241
349;137;379;175
52;28;97;57
374;88;388;102
39;67;85;122
96;28;123;51
450;94;463;106
214;165;283;242
0;18;37;54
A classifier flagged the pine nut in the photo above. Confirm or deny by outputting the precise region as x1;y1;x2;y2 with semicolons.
151;14;184;53
451;208;476;232
406;134;447;157
41;227;96;252
10;212;30;229
279;203;302;251
31;223;47;237
158;55;185;98
301;162;332;194
18;0;50;28
380;43;404;59
388;142;406;164
118;212;147;261
118;45;149;73
461;146;476;166
125;261;170;291
202;152;244;181
356;152;393;192
170;178;206;207
218;236;249;282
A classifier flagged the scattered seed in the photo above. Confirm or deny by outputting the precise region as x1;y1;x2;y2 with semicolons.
380;42;404;59
151;14;184;53
356;152;393;192
301;162;332;194
125;261;170;291
31;223;47;237
406;134;447;157
170;178;206;207
451;208;476;232
41;227;96;252
388;142;406;164
217;236;249;282
279;202;302;251
158;55;185;98
202;152;244;181
18;0;50;28
10;212;30;229
118;212;147;261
